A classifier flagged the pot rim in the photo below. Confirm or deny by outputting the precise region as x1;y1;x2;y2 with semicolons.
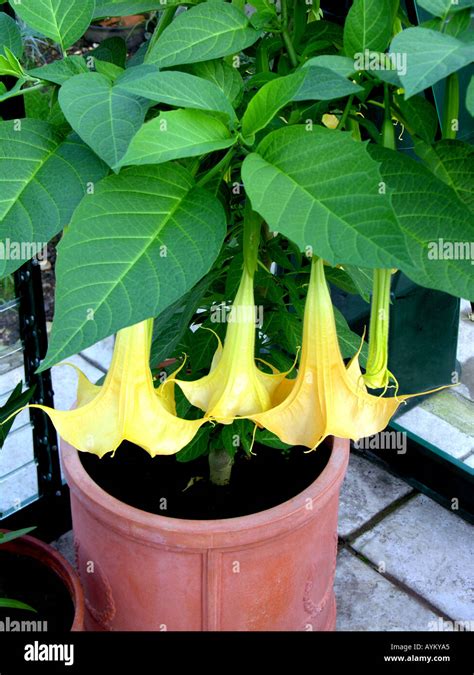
62;436;349;548
0;529;84;631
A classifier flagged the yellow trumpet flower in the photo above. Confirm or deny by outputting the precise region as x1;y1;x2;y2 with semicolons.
5;320;206;457
171;206;289;423
172;264;289;423
248;257;447;450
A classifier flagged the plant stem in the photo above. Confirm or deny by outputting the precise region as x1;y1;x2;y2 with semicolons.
196;147;235;188
280;0;298;68
381;82;396;150
442;73;459;140
146;5;177;55
208;446;234;486
338;94;354;130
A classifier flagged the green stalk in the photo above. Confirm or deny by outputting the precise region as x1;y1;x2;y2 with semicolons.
280;0;298;68
196;147;235;188
208;446;234;486
365;269;392;389
365;87;395;389
243;202;262;277
442;73;459;140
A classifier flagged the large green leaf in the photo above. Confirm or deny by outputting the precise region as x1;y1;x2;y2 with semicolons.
343;0;393;57
0;119;107;279
41;164;227;368
390;28;473;98
241;68;362;138
416;0;474;17
0;12;23;57
241;125;400;269
120;109;236;167
145;2;260;67
59;72;148;170
185;59;243;104
116;65;237;122
28;56;89;85
9;0;94;51
413;139;474;213
369;145;474;299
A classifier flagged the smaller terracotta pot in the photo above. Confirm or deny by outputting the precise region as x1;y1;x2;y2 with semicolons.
0;530;85;631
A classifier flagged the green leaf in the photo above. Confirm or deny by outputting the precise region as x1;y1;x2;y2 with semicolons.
221;419;254;457
145;2;260;68
0;119;107;279
9;0;95;51
334;306;368;365
94;0;185;18
0;383;35;448
416;0;474;17
120;109;236;168
302;54;356;77
242;125;399;269
90;37;127;68
393;93;439;143
150;270;219;365
176;425;211;462
116;65;237;122
390;28;473;99
241;68;362;138
0;46;26;78
467;76;474;116
343;0;393;57
293;66;364;101
254;428;291;450
0;12;23;57
343;265;373;303
28;56;89;85
369;145;474;299
93;59;124;82
413;139;474;213
241;72;305;138
0;526;36;543
41;164;227;368
185;59;244;105
0;599;37;612
59;72;148;170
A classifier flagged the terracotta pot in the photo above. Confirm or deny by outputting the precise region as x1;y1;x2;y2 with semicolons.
61;437;349;631
0;530;85;631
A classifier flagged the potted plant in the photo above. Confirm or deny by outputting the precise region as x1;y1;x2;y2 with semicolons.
1;0;472;631
0;527;85;630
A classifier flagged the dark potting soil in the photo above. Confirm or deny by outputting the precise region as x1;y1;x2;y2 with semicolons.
0;551;74;630
80;441;332;520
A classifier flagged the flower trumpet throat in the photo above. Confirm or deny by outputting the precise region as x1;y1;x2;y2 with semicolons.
248;257;448;450
5;320;206;457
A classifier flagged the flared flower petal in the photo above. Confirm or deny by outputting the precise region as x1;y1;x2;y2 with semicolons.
5;320;206;457
172;267;288;423
249;258;448;449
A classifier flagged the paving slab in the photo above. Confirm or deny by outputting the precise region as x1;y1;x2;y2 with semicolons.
79;336;115;373
338;452;413;538
352;494;474;621
335;548;440;631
